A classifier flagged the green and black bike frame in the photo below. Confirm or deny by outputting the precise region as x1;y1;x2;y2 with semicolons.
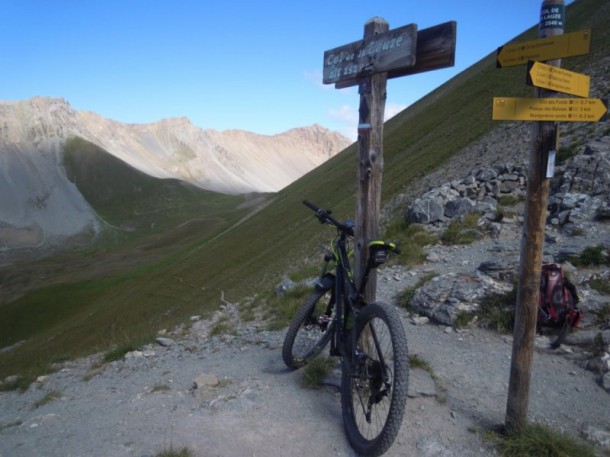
315;225;384;358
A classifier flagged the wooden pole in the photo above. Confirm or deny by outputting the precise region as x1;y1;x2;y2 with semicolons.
354;17;388;303
505;0;564;432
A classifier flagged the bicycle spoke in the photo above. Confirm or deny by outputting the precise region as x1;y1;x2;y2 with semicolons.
282;289;335;369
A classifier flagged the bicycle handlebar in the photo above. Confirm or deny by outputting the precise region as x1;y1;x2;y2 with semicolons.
302;200;355;236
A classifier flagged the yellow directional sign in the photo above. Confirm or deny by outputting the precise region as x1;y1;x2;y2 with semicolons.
492;97;608;122
496;29;591;67
527;61;590;98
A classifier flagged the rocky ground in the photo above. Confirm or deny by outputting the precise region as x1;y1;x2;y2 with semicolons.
1;218;609;457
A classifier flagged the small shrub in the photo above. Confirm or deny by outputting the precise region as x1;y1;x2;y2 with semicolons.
455;311;478;328
33;390;62;408
383;219;437;266
209;316;235;337
494;422;595;457
556;144;579;165
441;214;484;245
301;356;335;389
497;195;523;207
570;245;609;267
478;287;517;333
155;447;194;457
409;354;432;372
103;343;140;363
0;375;32;392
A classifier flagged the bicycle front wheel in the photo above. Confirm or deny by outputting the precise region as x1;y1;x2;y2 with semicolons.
282;287;335;369
341;302;409;457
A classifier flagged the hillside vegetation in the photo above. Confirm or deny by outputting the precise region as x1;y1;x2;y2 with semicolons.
1;0;609;383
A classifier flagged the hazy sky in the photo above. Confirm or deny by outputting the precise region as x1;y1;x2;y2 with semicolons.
1;0;574;139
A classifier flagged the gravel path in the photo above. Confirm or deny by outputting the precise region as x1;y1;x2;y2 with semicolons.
2;230;609;457
1;312;607;457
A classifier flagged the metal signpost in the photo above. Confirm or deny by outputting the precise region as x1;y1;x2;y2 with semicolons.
323;19;456;301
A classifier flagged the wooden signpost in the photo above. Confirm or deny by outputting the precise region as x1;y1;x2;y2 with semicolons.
323;23;418;85
323;19;456;300
493;0;605;433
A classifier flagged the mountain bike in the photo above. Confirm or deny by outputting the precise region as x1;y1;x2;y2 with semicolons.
282;200;409;457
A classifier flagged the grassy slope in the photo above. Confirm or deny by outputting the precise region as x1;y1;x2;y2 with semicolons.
1;0;608;381
62;137;248;239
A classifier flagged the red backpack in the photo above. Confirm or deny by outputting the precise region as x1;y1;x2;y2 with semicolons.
537;263;582;349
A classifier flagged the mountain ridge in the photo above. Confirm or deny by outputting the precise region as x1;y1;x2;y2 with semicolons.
0;96;350;194
0;96;350;253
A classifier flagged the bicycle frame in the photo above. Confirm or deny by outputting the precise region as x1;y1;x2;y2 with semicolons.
320;226;378;359
303;199;399;359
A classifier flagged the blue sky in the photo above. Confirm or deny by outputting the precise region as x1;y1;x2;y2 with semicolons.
1;0;573;139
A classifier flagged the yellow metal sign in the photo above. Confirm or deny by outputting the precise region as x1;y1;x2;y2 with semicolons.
496;29;591;67
492;97;608;122
527;61;590;98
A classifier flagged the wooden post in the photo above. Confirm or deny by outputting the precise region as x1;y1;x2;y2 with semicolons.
322;18;455;300
354;17;389;303
505;0;564;432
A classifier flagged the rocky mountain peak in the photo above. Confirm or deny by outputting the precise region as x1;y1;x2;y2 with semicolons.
0;97;351;256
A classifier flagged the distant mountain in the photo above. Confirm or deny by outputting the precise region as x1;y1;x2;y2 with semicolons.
0;97;351;194
0;97;351;252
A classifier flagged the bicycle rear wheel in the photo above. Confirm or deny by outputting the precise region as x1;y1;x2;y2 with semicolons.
282;287;335;369
341;303;408;457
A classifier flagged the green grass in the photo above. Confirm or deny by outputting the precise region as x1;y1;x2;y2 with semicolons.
103;337;153;362
589;277;610;295
155;447;194;457
568;245;610;267
301;356;335;389
383;219;437;266
408;354;432;372
493;423;595;457
62;137;246;240
455;285;516;332
478;287;517;333
441;213;484;245
2;0;609;384
33;390;62;409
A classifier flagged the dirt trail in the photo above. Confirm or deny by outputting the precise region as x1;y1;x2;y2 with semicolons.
1;298;608;457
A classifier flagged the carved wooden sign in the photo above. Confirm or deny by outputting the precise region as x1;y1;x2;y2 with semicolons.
323;23;417;85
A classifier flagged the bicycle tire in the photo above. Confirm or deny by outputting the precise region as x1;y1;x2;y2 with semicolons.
341;302;409;457
282;287;336;369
